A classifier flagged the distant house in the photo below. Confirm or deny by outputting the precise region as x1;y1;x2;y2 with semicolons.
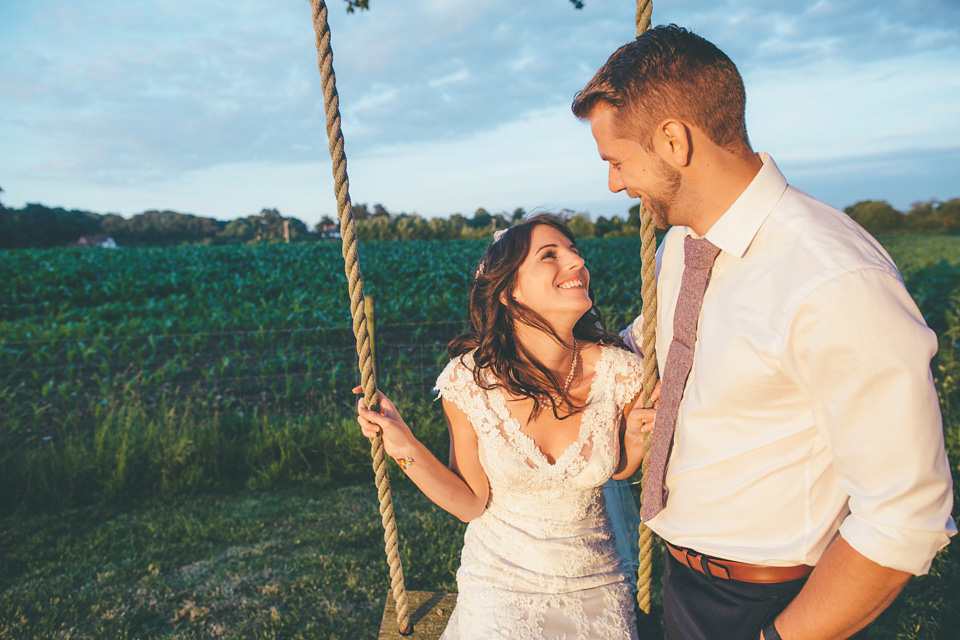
70;234;118;248
319;224;341;240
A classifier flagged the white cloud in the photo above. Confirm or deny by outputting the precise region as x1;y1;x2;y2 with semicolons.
748;49;960;162
1;0;958;223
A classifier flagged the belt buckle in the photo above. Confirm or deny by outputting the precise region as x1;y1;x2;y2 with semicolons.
676;544;732;581
677;545;699;571
703;556;732;580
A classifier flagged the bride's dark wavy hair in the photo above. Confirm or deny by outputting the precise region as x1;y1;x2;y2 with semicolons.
448;213;626;419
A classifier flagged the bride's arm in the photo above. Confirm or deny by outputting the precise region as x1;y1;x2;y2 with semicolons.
611;383;658;480
356;391;489;522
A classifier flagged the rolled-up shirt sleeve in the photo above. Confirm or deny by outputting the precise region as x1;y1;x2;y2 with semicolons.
620;313;644;357
781;267;956;574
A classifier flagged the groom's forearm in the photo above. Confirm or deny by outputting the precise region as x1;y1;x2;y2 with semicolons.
766;535;909;639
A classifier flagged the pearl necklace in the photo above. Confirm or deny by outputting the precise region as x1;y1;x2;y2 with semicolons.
562;339;579;395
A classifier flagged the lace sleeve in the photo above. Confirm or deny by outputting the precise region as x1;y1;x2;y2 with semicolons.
434;353;477;416
607;347;645;412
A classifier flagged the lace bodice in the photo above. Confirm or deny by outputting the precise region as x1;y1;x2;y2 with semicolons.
434;344;644;640
437;345;643;524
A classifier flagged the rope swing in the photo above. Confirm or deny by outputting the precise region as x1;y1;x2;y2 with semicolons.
633;4;661;619
309;0;660;633
308;0;412;634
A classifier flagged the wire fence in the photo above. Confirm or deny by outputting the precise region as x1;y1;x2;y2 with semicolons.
1;320;470;439
1;306;647;445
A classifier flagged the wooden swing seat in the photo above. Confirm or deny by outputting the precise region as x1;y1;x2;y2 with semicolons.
378;590;457;639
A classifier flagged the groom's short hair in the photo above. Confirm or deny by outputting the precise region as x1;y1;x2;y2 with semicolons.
572;24;751;153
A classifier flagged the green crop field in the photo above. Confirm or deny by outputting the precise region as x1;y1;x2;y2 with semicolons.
1;234;959;638
0;237;662;511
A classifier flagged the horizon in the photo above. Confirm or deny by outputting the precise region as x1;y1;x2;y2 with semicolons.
5;192;955;229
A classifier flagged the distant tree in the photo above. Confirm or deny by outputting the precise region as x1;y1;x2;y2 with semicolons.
567;213;594;238
356;215;396;241
372;203;390;218
844;200;903;235
0;203;103;248
512;207;526;222
492;214;510;231
938;198;960;233
282;216;310;241
110;209;226;245
468;208;492;229
234;208;311;243
396;215;429;240
905;199;960;233
219;217;257;242
254;208;282;241
903;200;937;232
594;215;614;237
610;215;624;235
100;213;126;238
351;203;370;221
605;226;640;238
428;216;461;240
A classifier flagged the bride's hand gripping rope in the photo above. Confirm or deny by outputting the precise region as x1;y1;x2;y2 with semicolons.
626;380;660;438
353;386;417;469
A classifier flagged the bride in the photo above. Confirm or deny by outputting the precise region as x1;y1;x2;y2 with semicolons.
356;213;656;639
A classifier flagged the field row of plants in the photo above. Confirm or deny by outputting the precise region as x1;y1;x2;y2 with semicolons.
1;235;959;514
1;236;662;336
0;238;649;437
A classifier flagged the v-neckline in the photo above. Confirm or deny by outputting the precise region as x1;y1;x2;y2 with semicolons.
495;346;609;468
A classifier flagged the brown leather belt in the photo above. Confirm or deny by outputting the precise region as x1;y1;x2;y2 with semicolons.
665;541;813;584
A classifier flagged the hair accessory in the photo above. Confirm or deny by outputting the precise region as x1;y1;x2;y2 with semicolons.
476;228;510;278
396;457;415;471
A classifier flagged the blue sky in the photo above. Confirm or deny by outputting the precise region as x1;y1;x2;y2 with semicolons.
2;0;958;228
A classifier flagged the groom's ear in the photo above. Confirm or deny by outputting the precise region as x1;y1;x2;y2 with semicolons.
656;118;692;167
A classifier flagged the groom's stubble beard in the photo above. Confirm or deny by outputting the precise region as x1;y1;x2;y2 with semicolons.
644;154;683;230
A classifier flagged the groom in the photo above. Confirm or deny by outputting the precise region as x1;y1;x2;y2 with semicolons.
573;25;955;639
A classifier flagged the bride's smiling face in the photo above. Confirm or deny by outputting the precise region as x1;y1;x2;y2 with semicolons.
510;224;592;324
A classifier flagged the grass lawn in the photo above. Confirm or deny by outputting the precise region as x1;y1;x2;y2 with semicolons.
2;475;957;639
0;482;466;639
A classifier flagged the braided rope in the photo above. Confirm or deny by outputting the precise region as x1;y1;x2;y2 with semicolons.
635;0;652;36
309;1;410;634
634;0;658;617
634;205;659;615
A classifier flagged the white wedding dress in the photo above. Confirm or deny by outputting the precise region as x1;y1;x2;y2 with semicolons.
434;345;643;640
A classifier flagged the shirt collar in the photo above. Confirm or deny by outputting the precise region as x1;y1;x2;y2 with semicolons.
699;152;787;258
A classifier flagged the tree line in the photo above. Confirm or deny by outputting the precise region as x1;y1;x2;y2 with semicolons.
843;199;960;235
0;201;646;249
1;197;957;250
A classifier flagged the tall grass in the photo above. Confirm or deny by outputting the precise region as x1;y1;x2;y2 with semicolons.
2;380;450;514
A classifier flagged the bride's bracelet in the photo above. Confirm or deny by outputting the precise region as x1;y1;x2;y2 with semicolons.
395;457;415;471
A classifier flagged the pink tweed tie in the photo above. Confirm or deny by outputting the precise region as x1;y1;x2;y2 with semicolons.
641;235;721;522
